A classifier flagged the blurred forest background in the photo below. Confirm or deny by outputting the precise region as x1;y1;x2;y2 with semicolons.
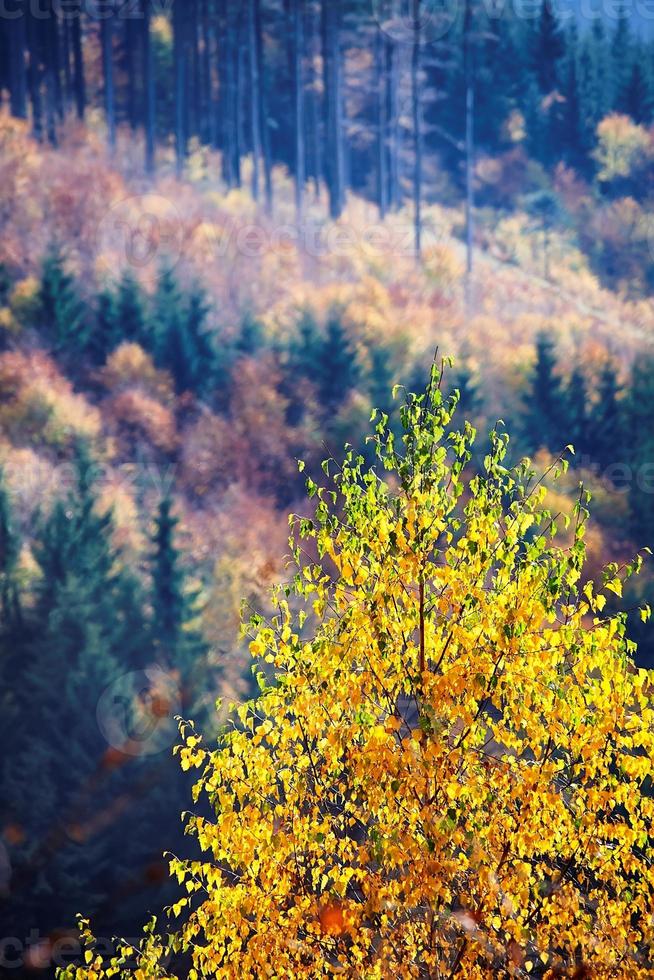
2;0;654;971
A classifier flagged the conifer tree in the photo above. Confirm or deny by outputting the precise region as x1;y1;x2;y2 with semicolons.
1;445;146;935
315;309;360;414
531;0;564;94
625;354;654;546
150;496;207;671
587;359;622;472
523;332;563;453
565;363;589;457
38;244;88;355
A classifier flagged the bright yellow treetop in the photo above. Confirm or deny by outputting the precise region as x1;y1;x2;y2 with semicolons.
62;368;654;978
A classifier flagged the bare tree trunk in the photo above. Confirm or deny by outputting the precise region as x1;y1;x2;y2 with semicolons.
322;0;344;219
293;0;306;220
308;0;322;199
411;0;422;260
386;35;400;210
248;0;262;202
27;10;44;142
101;6;116;150
463;0;475;302
8;1;27;119
254;0;273;212
142;0;156;175
173;0;187;176
124;13;138;131
376;25;388;219
71;6;86;120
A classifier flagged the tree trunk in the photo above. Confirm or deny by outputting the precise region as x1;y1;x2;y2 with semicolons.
173;0;187;177
142;0;156;175
293;0;306;220
26;9;44;142
411;0;422;260
254;0;273;212
101;7;116;150
376;25;388;219
124;13;139;131
386;35;400;210
322;0;344;219
8;2;27;119
71;6;86;120
61;13;72;114
463;0;475;299
248;0;262;202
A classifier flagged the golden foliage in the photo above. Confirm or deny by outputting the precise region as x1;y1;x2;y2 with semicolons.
60;379;654;978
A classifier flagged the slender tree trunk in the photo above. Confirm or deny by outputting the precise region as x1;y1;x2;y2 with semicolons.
411;0;422;260
44;6;59;145
125;14;138;131
200;0;213;145
248;0;262;202
101;6;116;150
234;18;244;187
463;0;475;300
322;0;344;219
71;6;86;120
293;0;306;220
254;0;273;212
173;0;187;177
386;36;400;210
61;13;72;114
308;0;322;199
9;2;27;119
27;10;44;142
376;25;388;219
142;0;156;175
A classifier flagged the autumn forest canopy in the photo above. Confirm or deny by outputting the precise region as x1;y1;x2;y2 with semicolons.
1;0;654;976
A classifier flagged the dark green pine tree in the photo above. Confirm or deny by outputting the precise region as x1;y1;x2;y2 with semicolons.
283;309;323;425
558;28;584;168
587;359;623;472
565;363;589;458
0;470;23;772
610;7;632;109
625;354;654;546
37;244;89;355
523;333;564;454
180;283;218;398
450;359;480;422
150;496;207;672
114;270;148;347
315;309;360;415
0;445;147;935
149;263;184;366
531;0;565;94
150;268;217;396
92;285;119;365
619;57;653;124
367;343;396;421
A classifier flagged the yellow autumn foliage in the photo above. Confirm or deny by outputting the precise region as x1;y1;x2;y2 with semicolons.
60;374;654;978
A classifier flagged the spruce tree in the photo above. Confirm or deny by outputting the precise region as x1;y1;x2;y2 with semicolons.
38;244;88;355
315;309;360;414
531;0;564;94
587;359;623;472
150;496;207;671
114;270;148;347
0;444;147;936
523;333;564;454
619;58;653;124
625;354;654;546
565;363;589;458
